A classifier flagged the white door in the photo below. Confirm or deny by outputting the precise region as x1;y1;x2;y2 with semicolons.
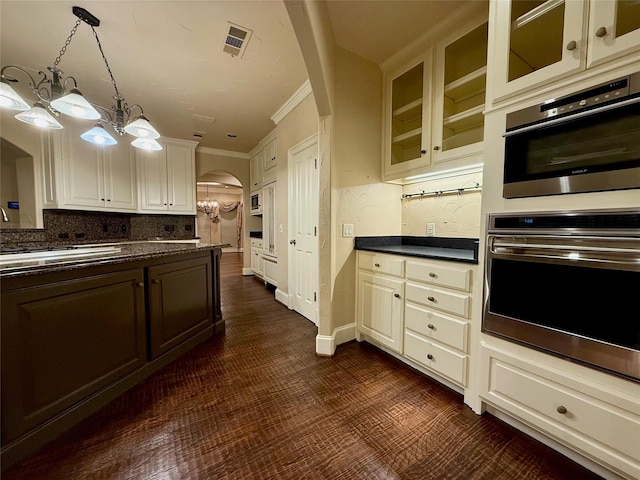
289;137;318;324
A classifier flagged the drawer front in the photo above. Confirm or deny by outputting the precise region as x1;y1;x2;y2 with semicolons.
250;238;263;248
406;261;471;292
405;303;468;352
486;357;640;465
358;252;404;278
405;282;470;318
404;331;467;385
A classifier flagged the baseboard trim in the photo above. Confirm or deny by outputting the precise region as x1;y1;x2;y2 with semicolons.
241;267;254;276
275;288;289;307
316;323;356;356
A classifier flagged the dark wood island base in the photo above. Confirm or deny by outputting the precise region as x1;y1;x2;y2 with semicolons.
1;245;223;471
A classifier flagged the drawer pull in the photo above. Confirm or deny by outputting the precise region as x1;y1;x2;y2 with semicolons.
152;279;160;284
428;272;437;278
394;293;401;299
556;406;567;415
137;282;145;287
427;354;434;360
427;323;435;329
427;296;435;302
374;263;380;267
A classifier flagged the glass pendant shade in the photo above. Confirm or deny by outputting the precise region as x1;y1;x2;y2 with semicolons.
50;89;100;119
131;137;162;151
81;123;117;145
15;102;63;129
0;82;30;111
124;114;160;139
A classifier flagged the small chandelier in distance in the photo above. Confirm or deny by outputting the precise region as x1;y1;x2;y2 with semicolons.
0;6;162;151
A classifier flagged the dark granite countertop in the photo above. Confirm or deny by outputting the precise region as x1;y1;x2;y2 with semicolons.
354;236;479;264
0;241;226;278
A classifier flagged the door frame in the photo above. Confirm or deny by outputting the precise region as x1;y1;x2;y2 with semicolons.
286;134;319;324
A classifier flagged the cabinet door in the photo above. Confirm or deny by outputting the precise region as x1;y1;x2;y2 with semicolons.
357;271;404;353
59;123;105;208
103;142;137;210
587;0;640;67
433;17;488;163
383;51;433;181
137;148;168;211
263;138;277;173
488;0;587;102
262;182;276;255
1;269;146;444
250;150;265;191
166;144;195;213
148;255;213;359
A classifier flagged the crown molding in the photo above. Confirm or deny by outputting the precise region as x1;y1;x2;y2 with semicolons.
271;79;312;125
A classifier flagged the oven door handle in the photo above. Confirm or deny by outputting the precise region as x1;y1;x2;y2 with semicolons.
503;96;640;137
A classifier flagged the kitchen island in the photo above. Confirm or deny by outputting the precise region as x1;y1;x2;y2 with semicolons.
0;242;224;471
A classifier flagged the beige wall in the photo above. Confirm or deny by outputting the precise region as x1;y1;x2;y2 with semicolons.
196;150;259;269
331;46;402;332
273;93;319;294
402;170;483;238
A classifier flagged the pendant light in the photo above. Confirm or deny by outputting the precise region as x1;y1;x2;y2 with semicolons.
0;6;161;149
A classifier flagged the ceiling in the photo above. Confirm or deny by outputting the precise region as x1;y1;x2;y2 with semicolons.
1;1;468;154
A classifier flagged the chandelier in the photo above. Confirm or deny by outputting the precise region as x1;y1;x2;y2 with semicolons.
197;184;219;220
0;6;162;151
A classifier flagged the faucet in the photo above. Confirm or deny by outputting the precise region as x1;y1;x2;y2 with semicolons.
1;207;9;222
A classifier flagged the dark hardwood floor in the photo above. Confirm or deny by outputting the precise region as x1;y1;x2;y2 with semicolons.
2;252;603;479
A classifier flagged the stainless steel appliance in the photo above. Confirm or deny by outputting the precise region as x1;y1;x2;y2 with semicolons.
503;71;640;198
250;191;261;215
483;209;640;382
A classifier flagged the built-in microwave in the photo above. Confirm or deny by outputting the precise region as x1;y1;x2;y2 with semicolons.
250;191;262;215
503;71;640;198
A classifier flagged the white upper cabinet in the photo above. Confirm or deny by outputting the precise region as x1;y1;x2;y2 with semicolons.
432;16;488;164
382;50;434;182
488;0;640;103
136;139;197;214
263;138;277;174
56;120;136;212
250;149;264;192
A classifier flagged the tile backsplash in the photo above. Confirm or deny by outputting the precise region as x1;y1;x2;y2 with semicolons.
0;210;195;248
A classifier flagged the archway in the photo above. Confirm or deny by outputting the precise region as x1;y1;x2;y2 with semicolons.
196;170;243;253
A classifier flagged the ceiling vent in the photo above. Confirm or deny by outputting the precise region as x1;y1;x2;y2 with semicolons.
193;131;206;139
223;23;252;57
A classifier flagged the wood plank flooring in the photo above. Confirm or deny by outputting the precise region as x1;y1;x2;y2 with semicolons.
2;252;604;479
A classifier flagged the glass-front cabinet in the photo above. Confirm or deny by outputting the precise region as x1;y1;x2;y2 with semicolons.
488;0;640;103
382;50;433;182
432;17;488;164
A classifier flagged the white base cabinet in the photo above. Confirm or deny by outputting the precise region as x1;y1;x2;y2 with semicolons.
356;251;474;387
480;343;640;480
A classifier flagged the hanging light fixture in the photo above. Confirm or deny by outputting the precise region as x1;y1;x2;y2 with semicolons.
0;6;161;149
197;184;218;216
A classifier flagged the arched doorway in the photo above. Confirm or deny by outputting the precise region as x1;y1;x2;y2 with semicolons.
196;171;243;253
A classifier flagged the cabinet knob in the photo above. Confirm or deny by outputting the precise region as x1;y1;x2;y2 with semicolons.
427;323;435;329
374;263;380;267
427;354;434;360
394;293;401;299
289;239;296;245
420;150;427;155
428;272;436;278
595;26;607;38
427;296;435;302
107;199;111;202
556;406;567;414
433;146;440;151
101;198;105;201
152;279;160;284
163;203;167;206
566;40;577;51
137;282;144;287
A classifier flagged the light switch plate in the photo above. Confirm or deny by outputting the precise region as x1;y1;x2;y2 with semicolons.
342;223;354;237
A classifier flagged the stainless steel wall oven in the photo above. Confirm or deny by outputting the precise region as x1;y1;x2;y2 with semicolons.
503;71;640;198
483;209;640;382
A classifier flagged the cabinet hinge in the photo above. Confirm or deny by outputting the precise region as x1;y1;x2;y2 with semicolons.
314;292;317;302
314;226;317;236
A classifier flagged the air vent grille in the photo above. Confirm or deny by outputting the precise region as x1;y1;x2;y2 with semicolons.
223;23;252;57
193;131;206;139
